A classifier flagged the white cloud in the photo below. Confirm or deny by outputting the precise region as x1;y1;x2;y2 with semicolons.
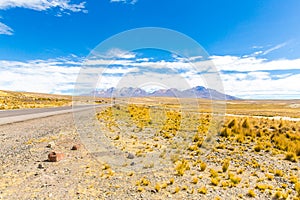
252;45;263;49
0;22;13;35
0;0;87;13
111;72;193;91
136;58;150;62
213;55;300;99
221;73;300;99
84;59;133;66
0;58;81;94
106;48;136;59
262;42;287;55
0;0;86;34
110;0;138;5
90;48;136;60
1;50;299;99
210;55;300;71
78;51;300;99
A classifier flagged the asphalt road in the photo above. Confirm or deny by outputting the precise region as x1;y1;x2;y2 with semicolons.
0;104;106;125
1;103;299;126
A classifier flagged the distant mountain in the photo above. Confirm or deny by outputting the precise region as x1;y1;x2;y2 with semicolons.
149;88;182;97
92;86;238;100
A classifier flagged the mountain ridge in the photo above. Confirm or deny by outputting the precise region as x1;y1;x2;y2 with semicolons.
93;86;238;100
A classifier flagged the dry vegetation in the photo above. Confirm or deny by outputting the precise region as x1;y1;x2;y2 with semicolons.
226;99;300;118
0;95;299;199
0;90;72;109
94;98;300;199
0;90;110;110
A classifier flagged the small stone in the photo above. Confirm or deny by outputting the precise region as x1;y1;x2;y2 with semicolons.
46;142;55;148
38;163;44;169
71;144;80;150
48;152;64;162
127;153;134;159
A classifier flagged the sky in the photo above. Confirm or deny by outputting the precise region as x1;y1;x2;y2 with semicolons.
0;0;300;99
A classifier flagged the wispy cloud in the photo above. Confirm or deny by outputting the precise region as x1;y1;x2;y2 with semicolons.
252;45;264;49
0;0;87;34
248;42;288;57
94;48;137;59
262;42;288;55
110;0;138;5
211;55;300;71
0;22;13;35
0;0;87;13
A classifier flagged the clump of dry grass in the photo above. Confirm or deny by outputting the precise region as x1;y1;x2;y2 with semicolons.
137;186;144;192
160;110;182;139
175;159;190;176
169;178;175;185
136;177;151;186
154;183;161;192
220;127;231;137
191;177;198;184
200;161;207;172
128;104;151;129
285;152;298;162
173;186;180;194
295;182;300;197
222;159;230;172
274;169;283;177
210;169;218;178
254;144;263;152
273;191;283;199
211;178;220;186
265;173;274;181
198;186;207;194
229;173;242;185
247;189;256;197
255;183;273;192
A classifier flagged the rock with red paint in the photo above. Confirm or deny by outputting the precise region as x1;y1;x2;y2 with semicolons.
48;152;64;162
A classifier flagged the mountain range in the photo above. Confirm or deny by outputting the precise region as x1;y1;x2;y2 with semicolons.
93;86;238;100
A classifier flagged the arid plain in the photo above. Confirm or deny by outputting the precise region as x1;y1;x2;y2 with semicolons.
0;91;299;199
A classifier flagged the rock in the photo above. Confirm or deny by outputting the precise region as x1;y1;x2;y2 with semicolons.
48;152;64;162
46;142;55;148
38;163;44;169
127;153;134;159
71;144;80;150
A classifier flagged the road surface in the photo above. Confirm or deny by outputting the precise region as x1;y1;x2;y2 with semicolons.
0;104;106;125
1;103;299;126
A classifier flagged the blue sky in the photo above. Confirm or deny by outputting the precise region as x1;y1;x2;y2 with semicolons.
0;0;300;99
